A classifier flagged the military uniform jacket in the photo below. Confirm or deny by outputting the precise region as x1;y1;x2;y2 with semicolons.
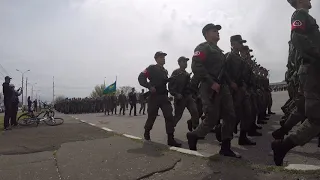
291;9;320;63
225;51;245;86
118;94;126;105
138;64;169;95
168;68;191;97
192;42;230;86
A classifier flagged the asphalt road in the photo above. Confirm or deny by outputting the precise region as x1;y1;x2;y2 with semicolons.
72;91;320;167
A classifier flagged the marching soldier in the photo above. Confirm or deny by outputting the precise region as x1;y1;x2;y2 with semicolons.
139;89;146;115
226;35;256;145
168;56;199;132
186;23;240;158
138;51;181;147
272;0;320;166
118;90;127;115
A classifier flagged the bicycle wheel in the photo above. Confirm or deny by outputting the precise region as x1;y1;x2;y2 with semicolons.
18;113;36;126
44;117;64;126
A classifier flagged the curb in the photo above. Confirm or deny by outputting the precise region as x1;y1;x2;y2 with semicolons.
69;115;210;158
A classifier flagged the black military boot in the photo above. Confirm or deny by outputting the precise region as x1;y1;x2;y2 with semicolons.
219;139;241;158
187;120;193;132
238;130;256;146
167;134;182;147
272;126;288;140
144;130;151;141
187;132;199;150
271;138;296;166
215;124;222;142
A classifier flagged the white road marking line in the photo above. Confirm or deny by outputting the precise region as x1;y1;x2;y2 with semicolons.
88;123;96;126
101;127;113;132
75;117;79;120
169;147;207;157
285;164;320;171
80;120;86;123
123;134;142;140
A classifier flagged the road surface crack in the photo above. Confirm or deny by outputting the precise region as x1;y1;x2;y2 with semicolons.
53;151;62;180
136;158;181;180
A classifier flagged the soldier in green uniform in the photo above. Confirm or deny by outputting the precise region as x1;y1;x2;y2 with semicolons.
139;89;146;115
226;35;256;146
186;23;240;158
118;91;127;115
240;46;263;135
138;51;181;147
168;56;199;131
272;0;320;166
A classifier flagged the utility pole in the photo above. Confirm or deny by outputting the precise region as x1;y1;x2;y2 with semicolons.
53;76;55;104
16;69;30;106
25;77;28;103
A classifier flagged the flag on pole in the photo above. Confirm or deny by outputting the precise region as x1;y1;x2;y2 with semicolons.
103;81;116;95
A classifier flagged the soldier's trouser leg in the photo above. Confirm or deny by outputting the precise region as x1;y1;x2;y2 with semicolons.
159;95;175;135
267;92;273;112
196;98;203;118
144;96;160;132
232;88;244;130
186;96;199;129
173;98;187;126
283;94;306;129
288;66;320;146
240;89;254;131
193;84;236;140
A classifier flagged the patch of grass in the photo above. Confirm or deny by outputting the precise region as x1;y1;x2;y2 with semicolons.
0;111;24;131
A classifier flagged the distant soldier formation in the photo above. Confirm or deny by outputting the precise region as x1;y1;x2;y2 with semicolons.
54;92;147;115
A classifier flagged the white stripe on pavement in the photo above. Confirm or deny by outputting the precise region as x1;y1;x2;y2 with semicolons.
169;147;207;157
101;127;113;132
285;164;320;171
88;123;96;126
80;120;86;123
123;134;142;140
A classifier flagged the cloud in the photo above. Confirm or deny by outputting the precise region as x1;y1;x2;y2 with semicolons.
0;0;319;101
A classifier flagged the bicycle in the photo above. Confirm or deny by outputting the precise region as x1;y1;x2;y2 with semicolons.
17;108;63;126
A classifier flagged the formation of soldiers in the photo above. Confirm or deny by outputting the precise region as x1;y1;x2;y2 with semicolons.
54;93;146;115
54;0;319;167
138;24;275;156
270;0;320;167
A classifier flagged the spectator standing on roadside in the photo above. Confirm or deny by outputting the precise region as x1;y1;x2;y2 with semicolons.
2;76;13;130
27;96;32;112
11;85;22;126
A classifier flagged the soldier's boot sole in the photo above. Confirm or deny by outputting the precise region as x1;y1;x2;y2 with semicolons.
186;132;198;151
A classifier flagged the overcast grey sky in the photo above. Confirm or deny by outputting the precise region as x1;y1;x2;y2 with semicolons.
1;0;319;101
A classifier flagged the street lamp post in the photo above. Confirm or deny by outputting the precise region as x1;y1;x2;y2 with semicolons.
16;69;30;106
28;82;37;100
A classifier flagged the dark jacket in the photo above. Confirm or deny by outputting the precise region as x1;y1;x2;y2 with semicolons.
2;82;12;106
128;92;137;104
